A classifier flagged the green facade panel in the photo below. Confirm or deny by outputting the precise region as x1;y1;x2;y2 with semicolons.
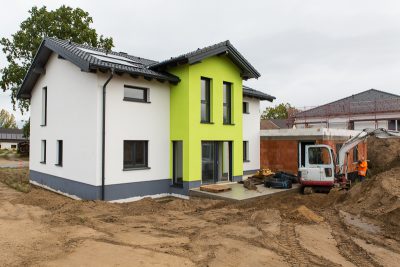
169;55;243;183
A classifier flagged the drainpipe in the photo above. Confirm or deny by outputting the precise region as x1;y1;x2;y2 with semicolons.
101;69;114;200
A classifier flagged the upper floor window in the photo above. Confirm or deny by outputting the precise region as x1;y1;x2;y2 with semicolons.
243;102;249;114
201;78;211;123
123;140;149;170
41;87;47;126
124;85;150;103
223;82;232;124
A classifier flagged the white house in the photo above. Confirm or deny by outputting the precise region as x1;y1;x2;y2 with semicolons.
17;37;275;201
294;89;400;131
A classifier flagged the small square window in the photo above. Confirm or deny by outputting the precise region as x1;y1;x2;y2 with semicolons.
123;85;149;102
123;140;149;170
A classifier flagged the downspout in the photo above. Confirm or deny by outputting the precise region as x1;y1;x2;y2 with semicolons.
101;69;114;200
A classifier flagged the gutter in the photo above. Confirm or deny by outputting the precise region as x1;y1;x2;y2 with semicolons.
101;69;114;200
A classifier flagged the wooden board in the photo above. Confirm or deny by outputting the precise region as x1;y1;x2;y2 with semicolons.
200;184;232;193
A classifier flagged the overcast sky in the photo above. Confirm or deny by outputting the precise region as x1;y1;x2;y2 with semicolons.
1;0;400;127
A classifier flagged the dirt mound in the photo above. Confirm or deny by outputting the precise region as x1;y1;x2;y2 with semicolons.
340;167;400;239
367;137;400;173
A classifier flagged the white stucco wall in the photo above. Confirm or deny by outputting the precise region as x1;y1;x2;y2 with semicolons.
30;53;100;185
101;74;171;185
242;97;261;172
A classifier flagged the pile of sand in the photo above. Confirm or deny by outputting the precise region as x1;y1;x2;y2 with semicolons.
367;137;400;173
340;167;400;239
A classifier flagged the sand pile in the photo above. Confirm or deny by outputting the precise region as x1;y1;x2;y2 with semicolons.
367;137;400;173
341;167;400;239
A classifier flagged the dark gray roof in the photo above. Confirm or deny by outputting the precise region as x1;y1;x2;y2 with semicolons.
270;119;291;128
0;128;26;141
243;85;275;102
18;37;180;99
150;40;261;80
0;128;23;134
295;89;400;118
18;38;272;101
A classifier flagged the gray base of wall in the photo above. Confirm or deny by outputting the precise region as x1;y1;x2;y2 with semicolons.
30;170;202;201
232;175;243;182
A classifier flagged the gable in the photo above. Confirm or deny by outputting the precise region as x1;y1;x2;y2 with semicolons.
150;40;260;80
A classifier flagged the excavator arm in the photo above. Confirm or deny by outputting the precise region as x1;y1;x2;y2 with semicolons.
338;128;400;179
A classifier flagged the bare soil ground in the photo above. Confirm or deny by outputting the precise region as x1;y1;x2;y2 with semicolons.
1;166;400;266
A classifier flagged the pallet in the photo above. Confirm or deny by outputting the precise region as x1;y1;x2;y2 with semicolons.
200;184;232;193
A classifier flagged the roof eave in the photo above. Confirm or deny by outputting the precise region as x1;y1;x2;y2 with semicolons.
150;42;261;80
89;64;180;83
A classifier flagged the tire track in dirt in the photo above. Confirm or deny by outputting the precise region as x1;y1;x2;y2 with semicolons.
325;210;383;267
278;222;340;267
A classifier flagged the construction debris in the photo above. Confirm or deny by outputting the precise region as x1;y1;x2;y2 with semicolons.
243;180;257;190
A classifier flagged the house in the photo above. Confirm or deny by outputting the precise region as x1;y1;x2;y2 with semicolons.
293;89;400;130
17;37;275;201
260;128;367;176
0;128;27;150
260;119;292;129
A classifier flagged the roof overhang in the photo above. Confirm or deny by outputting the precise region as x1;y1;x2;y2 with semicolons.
243;86;275;102
17;38;180;99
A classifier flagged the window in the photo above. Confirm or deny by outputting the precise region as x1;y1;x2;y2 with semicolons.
56;140;63;166
123;85;149;102
389;119;399;131
41;87;47;126
173;141;183;187
40;140;46;163
353;145;358;162
308;147;331;165
223;82;232;124
243;102;249;114
243;141;249;162
11;145;17;149
123;141;148;170
201;78;211;123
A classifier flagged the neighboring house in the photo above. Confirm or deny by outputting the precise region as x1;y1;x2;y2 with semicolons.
0;128;27;150
260;128;366;175
294;89;400;130
260;119;292;129
17;37;275;201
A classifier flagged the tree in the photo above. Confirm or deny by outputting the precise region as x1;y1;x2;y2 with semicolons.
0;109;17;129
0;5;114;113
261;103;297;119
22;118;30;138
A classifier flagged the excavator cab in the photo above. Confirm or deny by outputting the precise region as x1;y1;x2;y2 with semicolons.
299;145;335;189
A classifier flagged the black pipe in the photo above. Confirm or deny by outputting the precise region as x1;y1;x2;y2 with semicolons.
101;69;114;200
